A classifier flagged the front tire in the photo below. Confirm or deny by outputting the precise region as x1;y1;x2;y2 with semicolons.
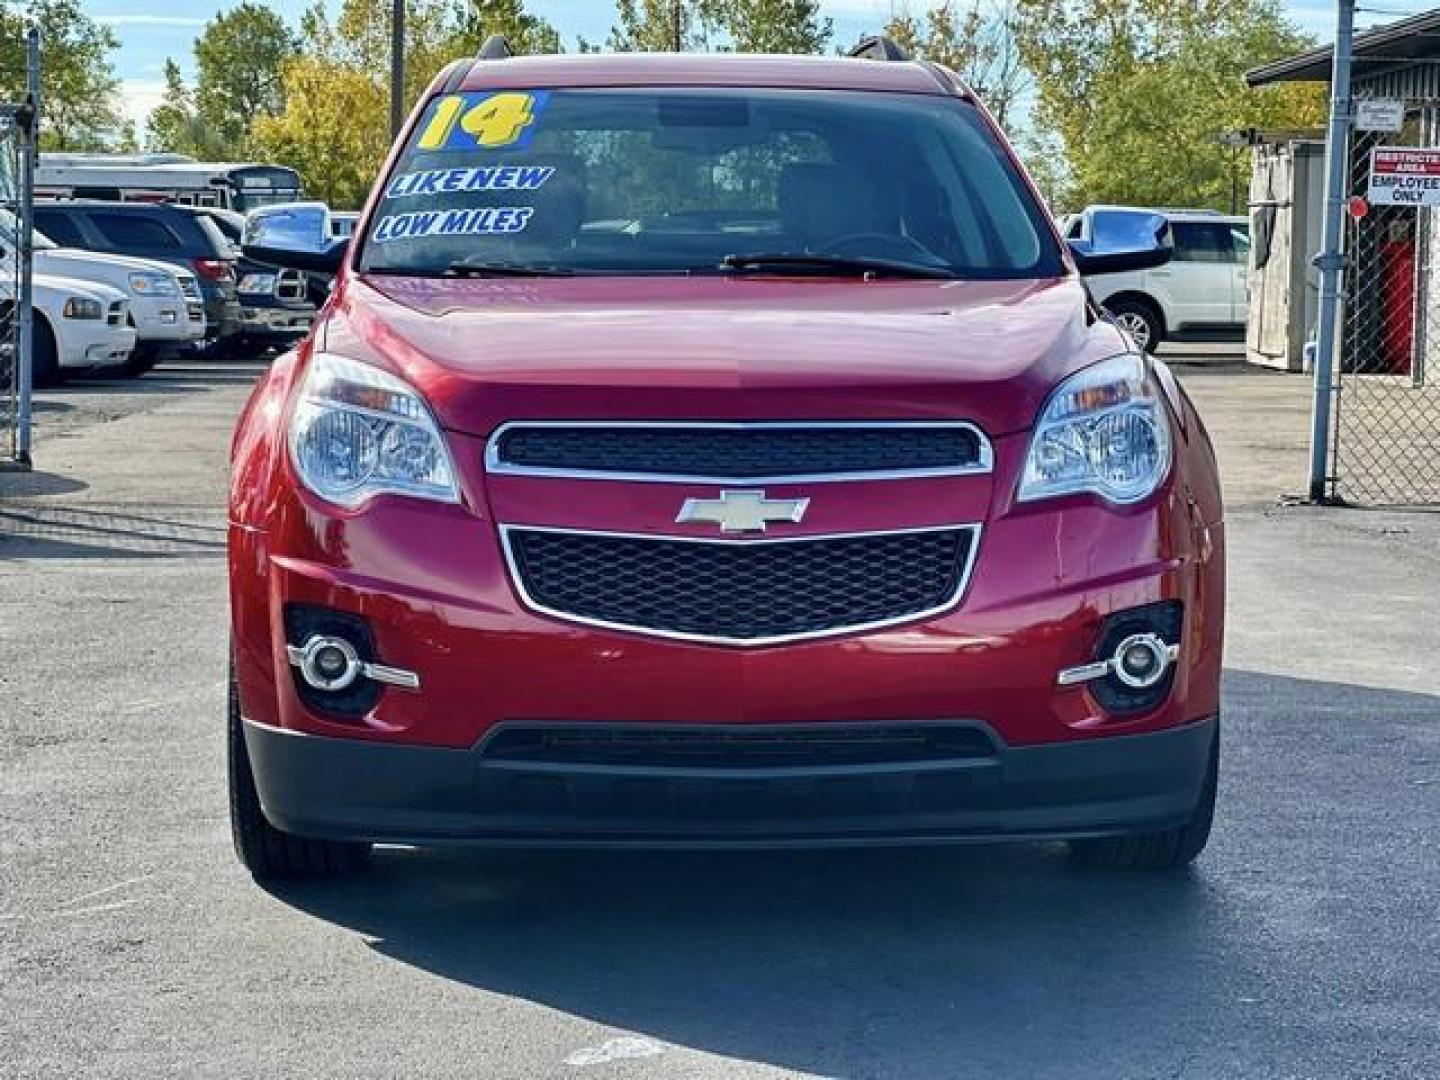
1106;298;1164;354
1068;724;1218;869
31;316;63;388
228;657;370;880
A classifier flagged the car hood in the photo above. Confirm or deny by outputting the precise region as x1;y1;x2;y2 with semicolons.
37;247;181;284
30;272;127;303
324;274;1126;438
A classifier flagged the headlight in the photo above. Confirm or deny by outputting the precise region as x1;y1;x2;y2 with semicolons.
128;271;179;297
238;273;277;294
1018;353;1172;505
62;297;104;320
288;352;459;508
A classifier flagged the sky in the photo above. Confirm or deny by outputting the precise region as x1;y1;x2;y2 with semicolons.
89;0;1384;133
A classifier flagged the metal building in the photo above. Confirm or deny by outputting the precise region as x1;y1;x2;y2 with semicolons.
1248;10;1440;505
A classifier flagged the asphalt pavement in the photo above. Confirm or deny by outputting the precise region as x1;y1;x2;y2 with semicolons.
1;353;1437;1079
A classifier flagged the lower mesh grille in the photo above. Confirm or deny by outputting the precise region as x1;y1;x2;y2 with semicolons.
482;724;997;768
503;526;976;643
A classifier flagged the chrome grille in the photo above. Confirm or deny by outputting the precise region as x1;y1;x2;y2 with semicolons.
487;422;992;482
502;525;979;645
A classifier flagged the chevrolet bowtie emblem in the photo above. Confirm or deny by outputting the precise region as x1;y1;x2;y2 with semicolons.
676;490;810;534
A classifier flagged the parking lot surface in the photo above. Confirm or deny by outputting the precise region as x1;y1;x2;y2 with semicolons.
2;351;1438;1079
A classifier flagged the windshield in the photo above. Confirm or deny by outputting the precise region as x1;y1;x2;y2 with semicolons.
358;88;1060;279
230;166;304;213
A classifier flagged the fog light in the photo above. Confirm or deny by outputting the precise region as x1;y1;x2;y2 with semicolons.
289;635;363;691
1113;633;1172;689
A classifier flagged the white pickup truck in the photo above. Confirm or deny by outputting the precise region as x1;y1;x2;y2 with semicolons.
1;210;204;374
1064;207;1250;352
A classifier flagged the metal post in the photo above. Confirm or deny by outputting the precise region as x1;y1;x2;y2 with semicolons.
14;28;39;468
1308;0;1356;502
389;0;406;140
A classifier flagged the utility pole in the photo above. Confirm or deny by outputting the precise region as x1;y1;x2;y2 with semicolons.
671;0;684;51
390;0;406;140
1308;0;1356;502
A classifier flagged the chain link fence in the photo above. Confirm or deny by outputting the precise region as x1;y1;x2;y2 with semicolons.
1333;113;1440;505
1;31;37;471
1;106;25;466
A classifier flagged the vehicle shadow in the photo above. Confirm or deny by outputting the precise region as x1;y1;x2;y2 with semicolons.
266;670;1440;1076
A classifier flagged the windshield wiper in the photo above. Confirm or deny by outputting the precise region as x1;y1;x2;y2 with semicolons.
718;252;956;280
443;260;576;278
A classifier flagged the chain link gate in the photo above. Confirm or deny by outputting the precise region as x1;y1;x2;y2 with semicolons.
1332;110;1440;504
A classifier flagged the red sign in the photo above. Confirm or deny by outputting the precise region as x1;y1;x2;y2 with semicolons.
1348;195;1369;220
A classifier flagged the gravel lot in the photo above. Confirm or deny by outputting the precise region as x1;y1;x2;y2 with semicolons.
1;351;1437;1079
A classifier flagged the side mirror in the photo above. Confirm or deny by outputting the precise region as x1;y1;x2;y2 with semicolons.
242;202;350;276
1067;211;1172;276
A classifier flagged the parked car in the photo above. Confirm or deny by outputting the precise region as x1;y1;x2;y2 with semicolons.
32;200;242;353
190;207;314;351
227;40;1223;880
1;272;136;385
1067;207;1250;352
1;210;204;375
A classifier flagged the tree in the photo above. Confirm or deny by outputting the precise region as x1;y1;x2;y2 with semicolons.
885;2;1027;126
194;3;299;154
0;0;124;150
453;0;563;55
251;56;390;207
715;0;832;53
1015;0;1325;210
609;0;720;52
145;59;227;157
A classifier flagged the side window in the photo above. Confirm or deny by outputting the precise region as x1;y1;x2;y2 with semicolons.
1230;226;1251;265
89;213;182;250
33;210;86;248
1171;222;1233;264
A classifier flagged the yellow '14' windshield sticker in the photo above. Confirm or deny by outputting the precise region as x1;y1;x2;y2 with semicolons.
417;91;550;151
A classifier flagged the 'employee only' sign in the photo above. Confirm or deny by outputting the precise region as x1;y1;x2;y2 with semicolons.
1368;147;1440;207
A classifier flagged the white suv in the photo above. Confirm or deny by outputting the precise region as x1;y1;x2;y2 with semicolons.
1065;207;1250;352
2;273;137;385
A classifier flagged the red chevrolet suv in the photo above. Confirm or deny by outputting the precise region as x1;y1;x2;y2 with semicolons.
228;39;1224;879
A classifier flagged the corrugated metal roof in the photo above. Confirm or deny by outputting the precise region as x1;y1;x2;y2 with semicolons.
1246;9;1440;87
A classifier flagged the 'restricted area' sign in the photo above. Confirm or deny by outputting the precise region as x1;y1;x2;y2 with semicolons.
1368;147;1440;207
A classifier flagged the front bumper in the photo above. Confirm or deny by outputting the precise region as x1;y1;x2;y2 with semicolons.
60;324;136;369
133;297;206;343
239;301;314;338
243;714;1217;848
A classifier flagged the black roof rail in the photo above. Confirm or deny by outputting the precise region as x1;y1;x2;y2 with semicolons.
849;35;911;62
477;34;515;60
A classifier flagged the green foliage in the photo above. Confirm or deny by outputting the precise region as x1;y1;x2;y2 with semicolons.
714;0;832;53
885;2;1026;126
453;0;564;55
0;0;124;150
144;59;228;157
610;0;719;52
608;0;830;54
1015;0;1325;210
194;3;299;155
